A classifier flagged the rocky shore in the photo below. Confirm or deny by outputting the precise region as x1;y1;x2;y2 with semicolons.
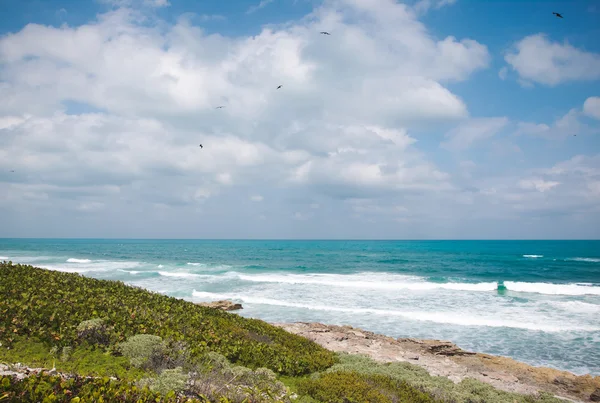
273;322;600;403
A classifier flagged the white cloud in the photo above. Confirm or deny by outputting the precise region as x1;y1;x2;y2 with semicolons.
583;96;600;120
515;98;600;139
504;33;600;86
441;117;509;151
247;0;275;14
518;179;560;193
1;0;597;238
498;66;508;80
414;0;457;14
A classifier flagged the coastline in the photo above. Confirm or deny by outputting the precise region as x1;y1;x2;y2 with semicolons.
272;321;600;403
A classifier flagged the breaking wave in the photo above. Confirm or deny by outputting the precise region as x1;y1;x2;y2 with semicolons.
191;291;600;333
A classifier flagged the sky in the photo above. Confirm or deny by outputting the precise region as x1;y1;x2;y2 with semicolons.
0;0;599;239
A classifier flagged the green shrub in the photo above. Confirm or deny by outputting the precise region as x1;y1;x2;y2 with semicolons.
297;371;440;403
0;262;335;376
139;367;189;396
323;353;564;403
190;352;290;403
118;334;167;370
0;373;202;402
76;318;110;346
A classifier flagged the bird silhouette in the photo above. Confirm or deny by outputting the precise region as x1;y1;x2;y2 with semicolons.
320;31;330;35
215;106;225;109
277;85;282;89
199;144;203;148
553;12;563;18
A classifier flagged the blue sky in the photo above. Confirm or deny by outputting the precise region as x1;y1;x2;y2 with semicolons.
0;0;599;239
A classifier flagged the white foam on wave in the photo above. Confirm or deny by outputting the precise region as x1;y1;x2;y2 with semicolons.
36;259;141;274
187;262;203;266
118;269;141;275
523;255;543;258
568;257;600;263
0;256;9;260
235;272;498;292
504;281;600;296
191;291;600;333
158;265;164;268
547;301;600;314
67;258;92;263
159;271;201;279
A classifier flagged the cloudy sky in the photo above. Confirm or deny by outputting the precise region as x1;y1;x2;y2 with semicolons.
0;0;599;239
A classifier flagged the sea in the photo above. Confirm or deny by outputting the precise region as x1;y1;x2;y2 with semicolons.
1;239;599;376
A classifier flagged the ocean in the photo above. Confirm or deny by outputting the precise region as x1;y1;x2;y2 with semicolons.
1;239;599;376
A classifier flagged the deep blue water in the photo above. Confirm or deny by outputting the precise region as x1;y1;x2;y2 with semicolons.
1;239;599;375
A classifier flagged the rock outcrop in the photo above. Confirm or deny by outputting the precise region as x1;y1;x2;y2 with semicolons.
197;300;243;311
273;322;600;403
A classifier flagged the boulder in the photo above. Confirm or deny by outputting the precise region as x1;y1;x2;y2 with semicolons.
197;300;243;311
590;388;600;402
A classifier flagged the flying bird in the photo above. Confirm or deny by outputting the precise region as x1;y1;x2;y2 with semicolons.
320;31;330;35
199;144;203;148
277;85;283;89
215;106;225;109
552;12;563;18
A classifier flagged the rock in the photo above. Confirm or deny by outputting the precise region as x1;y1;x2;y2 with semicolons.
590;388;600;402
553;376;575;388
197;300;243;311
426;341;476;357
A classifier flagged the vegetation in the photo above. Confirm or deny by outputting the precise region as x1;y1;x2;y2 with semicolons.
0;262;566;402
319;353;563;403
0;373;203;403
187;352;290;403
0;262;335;376
297;371;441;403
0;338;146;380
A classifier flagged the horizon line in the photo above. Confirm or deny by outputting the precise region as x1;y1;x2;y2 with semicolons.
1;238;598;241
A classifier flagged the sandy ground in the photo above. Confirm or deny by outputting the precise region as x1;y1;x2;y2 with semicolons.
273;322;600;403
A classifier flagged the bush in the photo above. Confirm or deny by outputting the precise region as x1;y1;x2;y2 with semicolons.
323;353;564;403
139;367;189;396
0;262;335;376
0;373;203;402
297;371;440;403
118;334;167;370
190;352;290;403
76;318;110;346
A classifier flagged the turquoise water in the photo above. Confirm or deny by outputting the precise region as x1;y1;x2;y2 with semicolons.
1;239;599;375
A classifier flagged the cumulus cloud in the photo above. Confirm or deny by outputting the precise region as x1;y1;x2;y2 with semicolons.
504;33;600;86
583;96;600;120
0;0;597;238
